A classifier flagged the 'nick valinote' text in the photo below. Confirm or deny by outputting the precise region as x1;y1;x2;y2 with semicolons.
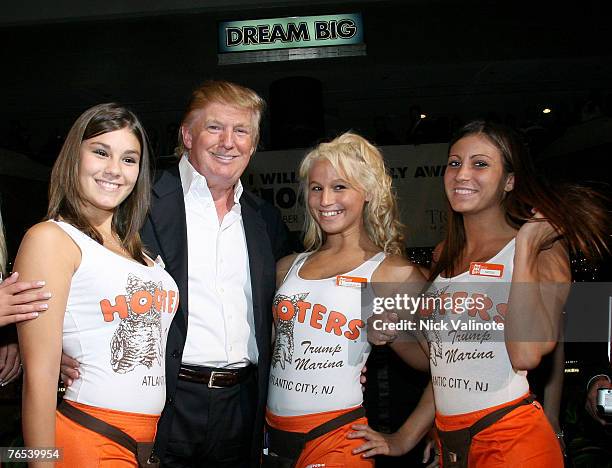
372;318;504;332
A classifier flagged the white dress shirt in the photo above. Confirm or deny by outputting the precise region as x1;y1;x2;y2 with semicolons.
179;156;258;368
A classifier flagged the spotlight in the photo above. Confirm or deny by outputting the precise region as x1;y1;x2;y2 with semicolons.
542;108;552;114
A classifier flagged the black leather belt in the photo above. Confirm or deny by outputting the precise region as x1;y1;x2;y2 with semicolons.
178;364;254;388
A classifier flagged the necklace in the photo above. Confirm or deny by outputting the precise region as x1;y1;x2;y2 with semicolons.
103;232;125;251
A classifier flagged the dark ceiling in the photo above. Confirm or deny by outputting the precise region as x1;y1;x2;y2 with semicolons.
1;0;611;157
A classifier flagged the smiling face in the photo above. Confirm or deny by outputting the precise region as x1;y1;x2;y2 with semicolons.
307;159;368;237
78;127;141;219
444;133;514;216
181;101;256;191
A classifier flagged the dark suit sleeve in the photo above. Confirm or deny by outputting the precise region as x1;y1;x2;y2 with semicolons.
261;201;294;260
140;213;162;259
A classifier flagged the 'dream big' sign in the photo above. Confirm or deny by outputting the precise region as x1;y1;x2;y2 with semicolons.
218;13;364;53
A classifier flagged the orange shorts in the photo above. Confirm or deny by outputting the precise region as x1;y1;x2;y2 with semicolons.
266;407;374;468
435;394;563;467
55;400;159;468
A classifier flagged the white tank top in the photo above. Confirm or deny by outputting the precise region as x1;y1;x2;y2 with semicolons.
267;251;385;417
54;221;179;414
426;238;529;415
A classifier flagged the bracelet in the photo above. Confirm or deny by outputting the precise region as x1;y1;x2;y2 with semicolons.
555;430;564;439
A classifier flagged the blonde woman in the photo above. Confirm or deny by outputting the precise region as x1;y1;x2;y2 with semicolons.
265;132;432;467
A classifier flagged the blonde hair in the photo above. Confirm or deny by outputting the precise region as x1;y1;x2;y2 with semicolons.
299;132;405;255
0;210;6;277
177;80;266;156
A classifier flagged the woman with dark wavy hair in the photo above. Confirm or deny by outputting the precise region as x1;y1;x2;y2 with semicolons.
362;120;609;466
16;103;179;467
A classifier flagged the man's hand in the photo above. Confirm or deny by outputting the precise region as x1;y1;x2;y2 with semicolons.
60;353;80;387
0;342;21;386
585;376;612;425
421;437;440;468
360;365;369;392
0;272;50;326
367;311;399;346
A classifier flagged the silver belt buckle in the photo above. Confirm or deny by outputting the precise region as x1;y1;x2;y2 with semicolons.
208;370;224;388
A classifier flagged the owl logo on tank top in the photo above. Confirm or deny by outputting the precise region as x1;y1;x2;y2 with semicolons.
425;286;449;367
109;274;164;373
271;292;309;370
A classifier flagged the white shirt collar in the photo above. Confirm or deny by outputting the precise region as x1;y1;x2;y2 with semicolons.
179;154;243;204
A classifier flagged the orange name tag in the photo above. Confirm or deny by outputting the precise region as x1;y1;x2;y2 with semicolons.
469;262;504;278
336;275;367;287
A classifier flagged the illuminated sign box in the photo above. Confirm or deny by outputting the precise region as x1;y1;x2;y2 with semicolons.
218;13;365;64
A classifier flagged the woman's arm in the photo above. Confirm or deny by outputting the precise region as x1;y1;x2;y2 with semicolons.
370;255;431;371
15;223;77;466
543;338;565;433
505;215;571;370
0;272;50;327
389;340;430;372
349;381;435;457
0;339;21;386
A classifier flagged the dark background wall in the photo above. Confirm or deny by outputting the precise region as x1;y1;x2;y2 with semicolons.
2;0;611;257
1;0;611;158
1;2;611;464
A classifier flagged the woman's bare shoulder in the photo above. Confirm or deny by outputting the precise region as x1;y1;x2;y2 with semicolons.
276;253;302;287
373;254;426;283
277;253;301;271
16;221;80;267
432;241;444;263
21;221;71;245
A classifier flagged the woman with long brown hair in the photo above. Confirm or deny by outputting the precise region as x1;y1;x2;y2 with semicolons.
358;120;609;466
16;103;179;467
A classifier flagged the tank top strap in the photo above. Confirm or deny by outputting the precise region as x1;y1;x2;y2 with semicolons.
49;220;97;251
281;252;312;283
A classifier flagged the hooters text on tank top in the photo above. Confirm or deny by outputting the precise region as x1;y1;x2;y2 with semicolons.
53;221;179;415
267;252;385;417
424;238;529;415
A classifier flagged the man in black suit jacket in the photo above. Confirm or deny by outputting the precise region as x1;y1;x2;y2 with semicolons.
145;81;290;467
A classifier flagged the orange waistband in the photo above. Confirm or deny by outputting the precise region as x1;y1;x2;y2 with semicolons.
60;400;159;442
266;406;363;433
435;392;532;431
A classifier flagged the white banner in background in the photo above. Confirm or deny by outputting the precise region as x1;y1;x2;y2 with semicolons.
243;143;449;247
